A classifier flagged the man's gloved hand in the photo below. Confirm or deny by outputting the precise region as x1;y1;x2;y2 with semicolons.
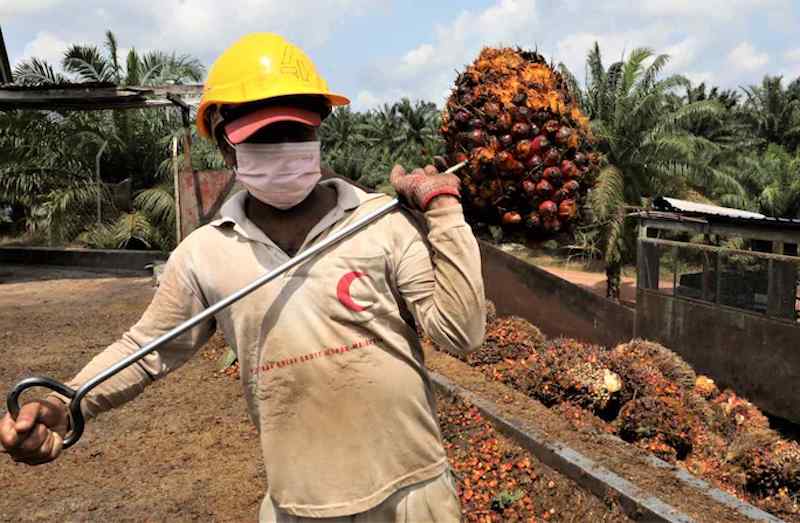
1;399;69;465
390;164;461;212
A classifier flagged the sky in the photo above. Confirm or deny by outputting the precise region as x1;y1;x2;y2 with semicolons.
2;0;799;111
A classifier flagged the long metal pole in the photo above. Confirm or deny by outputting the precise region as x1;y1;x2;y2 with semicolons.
95;140;108;225
7;160;466;449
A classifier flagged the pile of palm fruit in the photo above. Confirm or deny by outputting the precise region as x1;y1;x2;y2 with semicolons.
431;305;800;519
440;47;600;235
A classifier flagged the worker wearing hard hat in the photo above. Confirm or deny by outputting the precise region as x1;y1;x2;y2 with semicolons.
1;33;486;521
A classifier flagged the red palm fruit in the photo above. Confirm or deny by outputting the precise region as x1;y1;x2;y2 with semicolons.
555;126;574;145
522;179;537;195
525;154;543;171
516;106;532;121
497;112;513;132
509;159;526;175
531;135;549;154
469;117;483;129
467;129;485;145
512;122;531;138
483;102;500;118
474;147;494;165
558;199;578;220
563;179;580;194
543;216;562;232
552;189;568;203
499;134;514;147
496;154;524;175
487;135;500;151
454;110;471;125
513;92;527;105
539;200;558;217
560;159;578;178
543;120;560;134
544;148;560;166
495;150;514;170
516;139;533;159
574;152;588;167
543;166;562;184
536;179;554;196
529;123;540;136
525;212;541;229
502;211;522;225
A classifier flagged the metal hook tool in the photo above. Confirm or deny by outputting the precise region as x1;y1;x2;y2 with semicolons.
6;161;466;449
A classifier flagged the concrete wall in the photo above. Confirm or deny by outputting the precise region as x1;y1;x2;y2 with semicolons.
480;242;635;347
636;289;800;423
0;246;166;274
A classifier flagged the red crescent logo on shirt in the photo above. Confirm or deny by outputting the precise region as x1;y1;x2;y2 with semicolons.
336;271;370;312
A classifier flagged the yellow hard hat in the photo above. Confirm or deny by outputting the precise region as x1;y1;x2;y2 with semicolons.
196;33;350;139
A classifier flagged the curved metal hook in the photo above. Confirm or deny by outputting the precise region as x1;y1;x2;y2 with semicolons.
7;377;84;449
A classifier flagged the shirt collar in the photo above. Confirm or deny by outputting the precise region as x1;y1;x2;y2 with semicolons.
209;177;382;244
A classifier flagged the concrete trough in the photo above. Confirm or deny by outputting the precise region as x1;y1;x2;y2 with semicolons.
430;371;784;523
0;246;166;275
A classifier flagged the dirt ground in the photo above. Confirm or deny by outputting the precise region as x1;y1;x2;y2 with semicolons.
0;265;640;523
0;266;266;522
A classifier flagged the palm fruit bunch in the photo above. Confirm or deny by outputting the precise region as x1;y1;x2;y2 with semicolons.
440;47;599;235
498;337;623;414
463;316;545;366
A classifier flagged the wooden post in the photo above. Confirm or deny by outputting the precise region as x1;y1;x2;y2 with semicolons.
767;241;797;320
172;136;182;245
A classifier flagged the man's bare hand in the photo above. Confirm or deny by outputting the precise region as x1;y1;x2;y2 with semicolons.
1;399;69;465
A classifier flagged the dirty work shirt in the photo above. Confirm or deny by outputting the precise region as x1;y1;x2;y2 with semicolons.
50;178;486;518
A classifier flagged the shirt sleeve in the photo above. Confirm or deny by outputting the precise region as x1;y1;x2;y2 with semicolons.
393;204;486;355
47;245;215;420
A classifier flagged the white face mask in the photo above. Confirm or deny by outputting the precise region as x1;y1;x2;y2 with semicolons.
234;141;322;210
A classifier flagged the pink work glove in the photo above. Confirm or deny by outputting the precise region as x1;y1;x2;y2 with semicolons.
390;164;461;212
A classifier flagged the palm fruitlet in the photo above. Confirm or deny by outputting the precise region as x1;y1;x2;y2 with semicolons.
440;47;599;235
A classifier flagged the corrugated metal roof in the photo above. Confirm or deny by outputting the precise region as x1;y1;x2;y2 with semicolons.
655;197;767;219
651;196;800;229
0;83;202;111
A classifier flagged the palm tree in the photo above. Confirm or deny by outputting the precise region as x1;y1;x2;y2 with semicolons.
741;76;800;153
5;30;205;249
731;145;800;218
562;44;725;299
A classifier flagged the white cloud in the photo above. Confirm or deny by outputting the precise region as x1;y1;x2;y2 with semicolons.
663;37;699;72
18;31;68;68
136;0;387;57
402;44;435;68
0;0;63;19
727;41;769;71
684;71;715;86
357;0;538;109
785;48;800;62
614;0;783;21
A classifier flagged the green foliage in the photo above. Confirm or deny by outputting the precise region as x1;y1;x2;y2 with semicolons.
320;98;444;190
490;489;524;511
3;30;204;250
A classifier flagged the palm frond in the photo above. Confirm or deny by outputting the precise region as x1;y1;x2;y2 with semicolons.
13;58;67;85
590;165;625;220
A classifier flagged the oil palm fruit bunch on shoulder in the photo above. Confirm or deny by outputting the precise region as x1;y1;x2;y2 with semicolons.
441;47;600;235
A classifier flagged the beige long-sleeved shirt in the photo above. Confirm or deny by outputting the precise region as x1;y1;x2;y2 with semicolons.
52;178;486;517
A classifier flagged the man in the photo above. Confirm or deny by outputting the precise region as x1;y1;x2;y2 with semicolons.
1;33;486;521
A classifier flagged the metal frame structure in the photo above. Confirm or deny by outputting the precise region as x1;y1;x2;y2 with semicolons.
0;83;203;243
636;198;799;322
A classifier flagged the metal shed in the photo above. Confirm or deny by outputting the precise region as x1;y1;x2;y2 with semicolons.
635;197;800;422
